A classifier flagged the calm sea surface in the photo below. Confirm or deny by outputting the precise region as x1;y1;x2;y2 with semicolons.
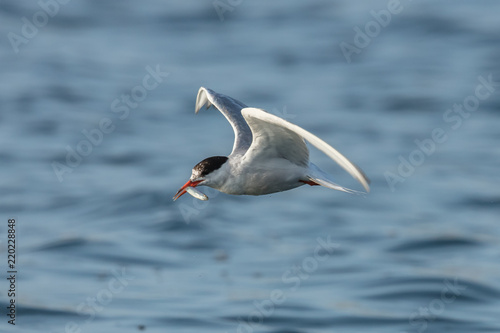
1;1;499;332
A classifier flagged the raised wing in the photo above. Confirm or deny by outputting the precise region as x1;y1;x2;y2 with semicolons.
241;108;309;167
241;108;370;193
195;87;252;155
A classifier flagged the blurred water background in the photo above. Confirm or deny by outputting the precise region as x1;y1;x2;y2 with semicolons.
1;1;499;332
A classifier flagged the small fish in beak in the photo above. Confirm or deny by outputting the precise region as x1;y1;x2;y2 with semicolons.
186;186;208;201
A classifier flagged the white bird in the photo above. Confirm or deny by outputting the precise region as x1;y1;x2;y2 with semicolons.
173;87;370;201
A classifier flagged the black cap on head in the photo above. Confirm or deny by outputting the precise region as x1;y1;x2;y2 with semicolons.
192;156;228;178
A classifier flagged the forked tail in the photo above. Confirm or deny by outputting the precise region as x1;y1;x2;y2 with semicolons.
306;163;367;195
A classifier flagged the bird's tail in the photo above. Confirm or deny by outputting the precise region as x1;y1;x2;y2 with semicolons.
306;163;366;195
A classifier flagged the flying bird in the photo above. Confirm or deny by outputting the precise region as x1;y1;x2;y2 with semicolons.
173;87;370;201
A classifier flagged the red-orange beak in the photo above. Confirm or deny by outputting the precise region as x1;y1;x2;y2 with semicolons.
173;180;202;201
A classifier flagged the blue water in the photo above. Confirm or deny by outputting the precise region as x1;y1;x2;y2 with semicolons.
1;1;500;332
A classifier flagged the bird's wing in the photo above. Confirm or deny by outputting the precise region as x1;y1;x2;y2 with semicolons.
195;87;252;155
241;108;310;168
241;108;370;193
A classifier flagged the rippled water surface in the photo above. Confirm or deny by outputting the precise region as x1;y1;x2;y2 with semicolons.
1;1;500;332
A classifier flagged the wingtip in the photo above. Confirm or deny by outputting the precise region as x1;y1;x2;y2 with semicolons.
195;87;206;113
195;87;213;113
357;177;370;193
357;166;371;193
356;170;370;193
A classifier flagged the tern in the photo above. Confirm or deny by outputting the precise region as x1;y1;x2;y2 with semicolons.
173;87;370;201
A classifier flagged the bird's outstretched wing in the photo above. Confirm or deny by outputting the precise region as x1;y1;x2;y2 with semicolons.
241;108;310;168
241;107;370;193
195;87;252;155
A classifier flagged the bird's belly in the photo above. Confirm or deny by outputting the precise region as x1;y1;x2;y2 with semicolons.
220;164;305;195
